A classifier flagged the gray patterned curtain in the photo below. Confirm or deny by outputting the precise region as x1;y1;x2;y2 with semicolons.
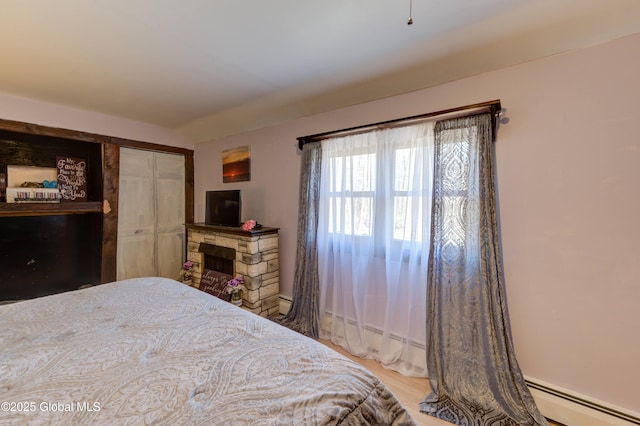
274;142;322;338
419;114;547;425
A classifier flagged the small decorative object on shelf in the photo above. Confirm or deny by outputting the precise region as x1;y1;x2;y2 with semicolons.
226;275;245;306
56;156;88;202
4;166;63;203
179;260;195;284
241;220;262;231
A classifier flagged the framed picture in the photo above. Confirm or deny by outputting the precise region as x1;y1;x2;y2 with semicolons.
222;146;250;183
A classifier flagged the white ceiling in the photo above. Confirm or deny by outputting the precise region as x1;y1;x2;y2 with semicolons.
2;0;640;142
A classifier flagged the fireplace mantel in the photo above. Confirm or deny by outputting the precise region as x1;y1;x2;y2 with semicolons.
185;223;280;317
186;223;279;238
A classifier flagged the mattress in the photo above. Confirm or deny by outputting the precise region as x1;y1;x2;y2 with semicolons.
0;277;415;425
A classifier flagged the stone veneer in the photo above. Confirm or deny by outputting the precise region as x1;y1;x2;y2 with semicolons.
185;224;280;317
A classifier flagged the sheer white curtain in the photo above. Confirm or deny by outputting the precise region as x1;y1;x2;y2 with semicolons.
317;121;434;376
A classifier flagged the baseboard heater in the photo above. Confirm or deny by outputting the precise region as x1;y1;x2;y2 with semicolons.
279;296;639;425
526;378;639;426
279;295;292;315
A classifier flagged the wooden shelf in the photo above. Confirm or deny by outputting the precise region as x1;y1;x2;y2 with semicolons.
0;201;102;217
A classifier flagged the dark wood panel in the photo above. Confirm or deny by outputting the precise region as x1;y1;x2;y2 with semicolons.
0;202;102;217
108;136;193;156
0;214;102;300
0;118;109;144
0;117;193;157
101;143;119;283
185;152;195;224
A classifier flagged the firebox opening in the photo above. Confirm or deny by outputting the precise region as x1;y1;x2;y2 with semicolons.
198;243;235;275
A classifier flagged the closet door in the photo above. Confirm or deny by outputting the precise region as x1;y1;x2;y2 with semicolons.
117;148;156;280
117;148;185;280
154;152;185;279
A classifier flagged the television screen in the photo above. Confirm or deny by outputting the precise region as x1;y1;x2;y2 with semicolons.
205;190;241;227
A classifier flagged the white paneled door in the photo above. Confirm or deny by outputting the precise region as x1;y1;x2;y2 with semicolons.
117;148;185;280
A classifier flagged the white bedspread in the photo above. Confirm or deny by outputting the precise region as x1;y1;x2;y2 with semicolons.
0;277;414;425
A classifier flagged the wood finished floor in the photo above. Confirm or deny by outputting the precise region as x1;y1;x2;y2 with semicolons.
319;339;561;426
320;339;449;425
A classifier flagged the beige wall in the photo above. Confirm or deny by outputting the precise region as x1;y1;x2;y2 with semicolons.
194;33;640;414
0;92;194;149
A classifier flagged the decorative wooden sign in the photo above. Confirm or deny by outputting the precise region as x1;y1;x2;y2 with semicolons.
56;157;87;201
199;268;231;301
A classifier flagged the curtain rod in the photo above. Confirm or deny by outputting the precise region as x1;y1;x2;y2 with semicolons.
297;99;502;150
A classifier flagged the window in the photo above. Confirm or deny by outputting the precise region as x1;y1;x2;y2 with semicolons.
326;150;375;236
307;106;499;379
324;136;432;246
393;146;426;241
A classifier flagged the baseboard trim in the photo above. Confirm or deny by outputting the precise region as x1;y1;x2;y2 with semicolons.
526;378;640;425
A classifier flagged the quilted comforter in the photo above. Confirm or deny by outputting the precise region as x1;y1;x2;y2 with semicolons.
0;277;414;425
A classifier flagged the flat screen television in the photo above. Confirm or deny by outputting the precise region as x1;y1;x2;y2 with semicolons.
205;190;241;227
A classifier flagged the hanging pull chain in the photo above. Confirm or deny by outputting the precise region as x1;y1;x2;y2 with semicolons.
407;0;413;25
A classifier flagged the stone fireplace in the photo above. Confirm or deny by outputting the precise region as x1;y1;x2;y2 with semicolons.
185;223;280;317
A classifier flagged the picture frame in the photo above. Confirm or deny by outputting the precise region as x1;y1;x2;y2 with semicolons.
222;146;250;183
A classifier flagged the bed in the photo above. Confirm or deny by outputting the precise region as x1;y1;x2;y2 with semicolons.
0;277;415;425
